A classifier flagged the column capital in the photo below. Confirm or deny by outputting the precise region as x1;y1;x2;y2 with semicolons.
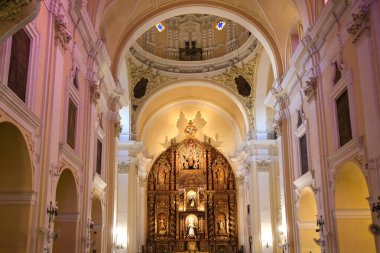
118;162;129;174
256;160;271;172
137;152;152;180
54;14;72;50
90;80;101;105
302;77;317;103
347;5;370;44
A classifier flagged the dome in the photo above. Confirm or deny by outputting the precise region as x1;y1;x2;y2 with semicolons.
129;14;259;74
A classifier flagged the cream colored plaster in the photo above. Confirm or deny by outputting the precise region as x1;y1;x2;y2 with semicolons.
141;101;240;157
136;80;248;139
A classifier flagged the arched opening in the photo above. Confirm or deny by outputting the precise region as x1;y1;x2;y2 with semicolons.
297;187;320;253
53;169;79;253
0;122;33;253
91;197;103;253
334;162;376;253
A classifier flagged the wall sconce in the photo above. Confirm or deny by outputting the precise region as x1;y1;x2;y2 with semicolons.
316;215;324;233
88;218;94;230
47;229;60;243
47;201;58;228
371;197;380;218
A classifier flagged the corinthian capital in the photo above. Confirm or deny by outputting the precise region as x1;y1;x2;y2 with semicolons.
114;120;122;137
90;81;101;104
347;6;370;44
55;15;71;50
303;77;317;102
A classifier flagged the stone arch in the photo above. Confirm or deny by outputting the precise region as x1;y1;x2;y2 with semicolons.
53;169;79;253
334;161;376;253
0;121;34;253
297;187;320;253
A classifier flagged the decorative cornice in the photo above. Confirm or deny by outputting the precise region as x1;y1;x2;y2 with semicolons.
303;77;317;102
347;6;370;44
0;0;29;21
130;36;259;74
55;15;72;50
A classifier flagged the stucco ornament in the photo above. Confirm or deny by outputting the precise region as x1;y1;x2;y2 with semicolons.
0;0;29;21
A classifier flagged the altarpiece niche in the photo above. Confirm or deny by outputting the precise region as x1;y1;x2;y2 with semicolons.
146;137;238;253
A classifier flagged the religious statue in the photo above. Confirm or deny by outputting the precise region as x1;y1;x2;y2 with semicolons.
158;169;167;184
215;168;223;184
182;154;199;170
158;217;167;234
187;217;197;238
189;194;195;208
217;218;226;233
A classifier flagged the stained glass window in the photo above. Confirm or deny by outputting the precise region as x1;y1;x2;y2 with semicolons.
155;23;166;32
216;21;226;30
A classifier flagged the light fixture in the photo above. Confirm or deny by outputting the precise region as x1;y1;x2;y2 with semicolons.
371;197;380;218
155;23;166;32
216;20;226;30
47;201;58;228
316;215;324;233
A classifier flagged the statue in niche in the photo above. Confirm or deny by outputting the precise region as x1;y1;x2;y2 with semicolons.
217;218;226;233
158;169;167;184
189;194;195;208
182;153;199;170
187;217;197;238
215;168;224;184
158;217;167;234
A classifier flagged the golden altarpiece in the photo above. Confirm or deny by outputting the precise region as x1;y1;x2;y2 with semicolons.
146;124;238;253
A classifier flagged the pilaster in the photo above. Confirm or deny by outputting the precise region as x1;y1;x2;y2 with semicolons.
116;141;144;253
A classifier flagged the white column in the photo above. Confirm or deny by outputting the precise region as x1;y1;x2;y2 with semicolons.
231;151;249;251
257;161;273;253
117;141;143;253
237;175;248;249
136;153;151;252
115;164;128;252
276;136;288;251
248;157;262;253
127;159;138;252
